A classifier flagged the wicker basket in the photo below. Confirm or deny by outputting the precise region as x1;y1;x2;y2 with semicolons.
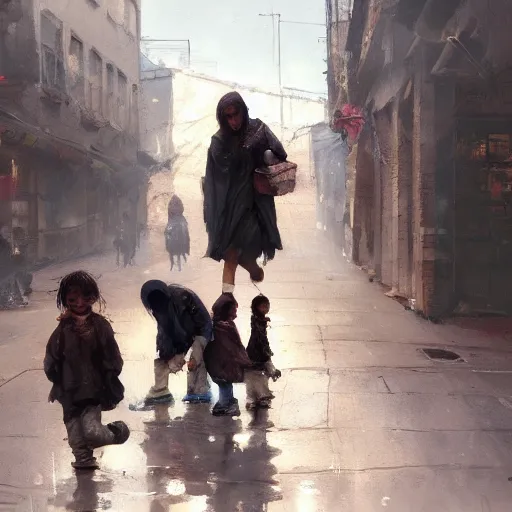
254;161;297;197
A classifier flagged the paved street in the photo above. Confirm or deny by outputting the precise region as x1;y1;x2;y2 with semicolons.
3;172;512;511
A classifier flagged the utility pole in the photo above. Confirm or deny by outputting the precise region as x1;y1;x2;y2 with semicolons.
259;13;283;132
258;16;326;133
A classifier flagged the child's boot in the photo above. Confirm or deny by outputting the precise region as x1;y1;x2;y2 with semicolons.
107;421;130;444
72;457;99;471
72;460;99;471
212;398;240;417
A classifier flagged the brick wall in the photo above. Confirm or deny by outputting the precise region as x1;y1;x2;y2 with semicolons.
412;50;437;316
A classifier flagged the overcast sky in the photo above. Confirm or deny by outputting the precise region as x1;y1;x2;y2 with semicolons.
141;0;327;94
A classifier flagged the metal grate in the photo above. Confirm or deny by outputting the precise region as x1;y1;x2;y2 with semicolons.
422;348;463;362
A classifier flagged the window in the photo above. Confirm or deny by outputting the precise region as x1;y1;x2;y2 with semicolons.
40;11;65;91
88;50;103;114
68;36;84;101
126;1;137;35
106;64;115;120
108;0;124;24
116;71;127;127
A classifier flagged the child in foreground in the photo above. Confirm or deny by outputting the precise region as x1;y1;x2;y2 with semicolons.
245;294;281;409
43;271;129;470
204;293;252;417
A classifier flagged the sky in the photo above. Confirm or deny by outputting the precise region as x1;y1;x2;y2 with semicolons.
141;0;327;95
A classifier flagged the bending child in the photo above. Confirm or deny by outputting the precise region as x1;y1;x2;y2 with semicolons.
44;271;130;471
245;294;281;410
141;280;213;405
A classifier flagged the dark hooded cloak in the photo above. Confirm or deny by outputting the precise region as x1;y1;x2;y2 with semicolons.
140;280;212;360
204;293;253;383
165;196;190;257
168;195;185;218
203;92;287;263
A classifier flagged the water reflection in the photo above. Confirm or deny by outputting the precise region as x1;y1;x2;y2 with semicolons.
143;403;214;511
48;471;114;511
207;408;282;511
141;403;282;511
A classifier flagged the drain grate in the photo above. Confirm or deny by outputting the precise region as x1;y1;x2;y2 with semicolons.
422;348;463;362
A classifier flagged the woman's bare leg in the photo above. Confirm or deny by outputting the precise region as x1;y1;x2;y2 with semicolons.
222;248;239;292
238;256;264;283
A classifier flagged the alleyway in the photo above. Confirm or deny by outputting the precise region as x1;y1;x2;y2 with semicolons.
3;167;512;511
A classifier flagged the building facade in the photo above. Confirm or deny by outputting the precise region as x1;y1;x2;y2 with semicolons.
325;0;352;114
340;0;512;318
0;0;143;264
139;54;175;165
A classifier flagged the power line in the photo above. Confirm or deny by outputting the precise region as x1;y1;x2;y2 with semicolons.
280;20;325;27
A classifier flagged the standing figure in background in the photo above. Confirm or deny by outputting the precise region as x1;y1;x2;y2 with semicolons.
0;227;27;309
12;226;33;297
114;212;137;267
43;271;129;470
202;92;287;295
165;195;190;271
141;280;213;405
245;294;281;410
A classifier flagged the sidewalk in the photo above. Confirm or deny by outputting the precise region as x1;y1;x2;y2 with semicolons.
1;180;512;511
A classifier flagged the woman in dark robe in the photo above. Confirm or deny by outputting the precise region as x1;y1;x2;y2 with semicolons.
202;92;287;294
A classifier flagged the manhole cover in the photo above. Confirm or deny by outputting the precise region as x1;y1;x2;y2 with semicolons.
422;348;463;362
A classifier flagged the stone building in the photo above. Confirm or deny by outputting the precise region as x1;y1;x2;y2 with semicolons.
338;0;512;318
0;0;145;264
325;0;352;114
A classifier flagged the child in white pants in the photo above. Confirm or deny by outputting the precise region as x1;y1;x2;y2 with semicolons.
140;280;213;405
245;295;281;409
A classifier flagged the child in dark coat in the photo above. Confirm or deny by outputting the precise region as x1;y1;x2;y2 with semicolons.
43;271;129;470
245;295;281;409
204;293;253;417
165;195;190;271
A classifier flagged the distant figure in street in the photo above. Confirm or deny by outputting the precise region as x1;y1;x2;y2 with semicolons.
202;91;287;295
141;280;213;405
245;294;281;410
43;271;129;470
204;293;252;417
165;195;190;271
0;228;28;309
12;226;33;296
114;212;137;267
137;222;147;249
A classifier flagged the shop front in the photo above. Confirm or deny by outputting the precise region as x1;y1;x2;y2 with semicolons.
454;73;512;314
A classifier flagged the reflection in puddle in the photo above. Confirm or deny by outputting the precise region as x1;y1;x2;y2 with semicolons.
166;479;186;496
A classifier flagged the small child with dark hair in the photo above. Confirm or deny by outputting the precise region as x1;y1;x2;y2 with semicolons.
43;271;129;470
204;293;253;416
245;294;281;410
165;195;190;271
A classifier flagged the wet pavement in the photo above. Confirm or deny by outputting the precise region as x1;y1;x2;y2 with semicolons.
3;177;512;511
